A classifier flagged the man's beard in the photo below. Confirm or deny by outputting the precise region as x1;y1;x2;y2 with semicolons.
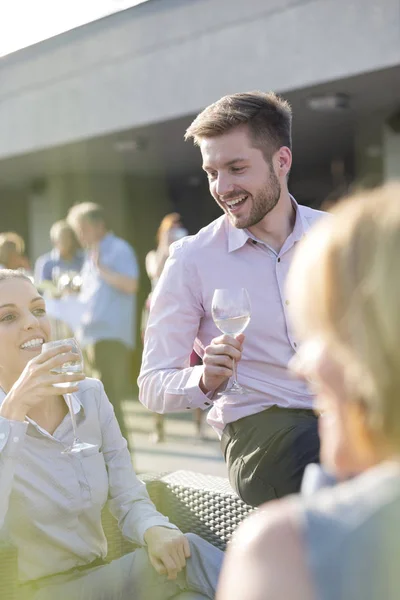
233;169;281;229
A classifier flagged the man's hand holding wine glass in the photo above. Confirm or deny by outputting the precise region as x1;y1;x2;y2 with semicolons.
200;333;245;394
200;287;251;396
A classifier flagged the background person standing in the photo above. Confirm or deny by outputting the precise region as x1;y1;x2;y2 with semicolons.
67;202;139;445
34;220;84;286
143;213;205;443
144;213;188;298
0;232;31;272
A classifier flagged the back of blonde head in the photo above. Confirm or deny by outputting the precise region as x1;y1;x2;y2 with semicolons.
288;183;400;446
0;232;25;267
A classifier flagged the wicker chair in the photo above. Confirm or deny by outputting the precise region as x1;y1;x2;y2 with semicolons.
1;470;254;599
143;470;254;550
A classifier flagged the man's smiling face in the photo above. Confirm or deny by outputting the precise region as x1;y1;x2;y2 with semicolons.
200;125;281;229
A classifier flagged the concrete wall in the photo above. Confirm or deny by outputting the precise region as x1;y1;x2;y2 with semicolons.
384;126;400;182
26;171;151;260
0;187;30;249
354;115;385;189
26;172;132;262
0;0;399;160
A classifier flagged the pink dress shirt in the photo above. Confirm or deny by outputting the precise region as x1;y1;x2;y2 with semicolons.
138;200;325;437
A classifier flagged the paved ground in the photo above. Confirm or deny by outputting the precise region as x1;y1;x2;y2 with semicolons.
123;399;228;478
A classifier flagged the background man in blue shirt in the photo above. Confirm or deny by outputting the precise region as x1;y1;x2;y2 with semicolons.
67;202;139;444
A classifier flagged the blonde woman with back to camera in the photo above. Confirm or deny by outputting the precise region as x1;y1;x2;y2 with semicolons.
217;183;400;600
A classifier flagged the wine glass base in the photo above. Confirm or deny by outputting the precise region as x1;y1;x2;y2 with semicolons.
62;441;98;455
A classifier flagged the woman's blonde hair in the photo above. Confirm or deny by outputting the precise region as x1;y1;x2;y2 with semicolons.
288;183;400;445
50;220;80;252
0;232;25;267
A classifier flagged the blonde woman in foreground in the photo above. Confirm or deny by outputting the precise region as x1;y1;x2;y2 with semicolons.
217;183;400;600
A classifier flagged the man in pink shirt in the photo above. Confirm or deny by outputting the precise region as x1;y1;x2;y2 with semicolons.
139;91;324;506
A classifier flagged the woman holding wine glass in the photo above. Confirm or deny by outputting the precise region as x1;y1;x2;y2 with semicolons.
0;270;222;600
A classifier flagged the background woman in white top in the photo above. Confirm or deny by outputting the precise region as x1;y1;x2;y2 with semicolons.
143;213;205;443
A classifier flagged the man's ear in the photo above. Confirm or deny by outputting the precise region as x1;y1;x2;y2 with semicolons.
275;146;292;177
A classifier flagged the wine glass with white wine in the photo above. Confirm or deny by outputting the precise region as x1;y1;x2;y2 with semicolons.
42;338;98;454
212;288;251;395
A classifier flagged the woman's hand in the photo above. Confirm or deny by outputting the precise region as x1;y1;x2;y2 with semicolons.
0;344;85;421
144;526;191;580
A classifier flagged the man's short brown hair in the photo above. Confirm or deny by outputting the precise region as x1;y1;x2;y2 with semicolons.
185;91;292;162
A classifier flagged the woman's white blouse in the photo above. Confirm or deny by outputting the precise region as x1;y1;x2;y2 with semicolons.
0;378;177;582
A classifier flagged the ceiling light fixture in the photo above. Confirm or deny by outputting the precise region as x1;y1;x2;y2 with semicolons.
113;137;147;153
306;93;350;111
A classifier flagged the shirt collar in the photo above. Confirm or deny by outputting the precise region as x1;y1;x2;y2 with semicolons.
26;393;83;437
227;195;310;252
25;393;83;422
290;197;309;243
64;392;82;415
227;222;249;253
0;387;83;428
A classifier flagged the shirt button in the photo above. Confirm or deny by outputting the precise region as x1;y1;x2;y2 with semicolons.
0;433;5;440
285;300;290;305
13;436;19;443
204;402;211;406
277;258;281;263
293;342;297;348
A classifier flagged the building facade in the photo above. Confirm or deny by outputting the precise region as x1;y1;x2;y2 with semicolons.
0;0;399;379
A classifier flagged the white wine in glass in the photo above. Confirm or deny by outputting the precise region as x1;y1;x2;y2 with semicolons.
212;314;250;336
42;338;98;454
52;360;83;389
212;288;251;395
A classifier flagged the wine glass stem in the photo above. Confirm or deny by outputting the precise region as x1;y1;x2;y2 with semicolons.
232;358;239;385
66;394;79;442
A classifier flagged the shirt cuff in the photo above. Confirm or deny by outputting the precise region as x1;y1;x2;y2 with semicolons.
183;365;215;410
0;416;28;457
136;517;179;546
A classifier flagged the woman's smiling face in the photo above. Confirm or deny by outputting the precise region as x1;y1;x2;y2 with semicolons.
0;277;51;385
